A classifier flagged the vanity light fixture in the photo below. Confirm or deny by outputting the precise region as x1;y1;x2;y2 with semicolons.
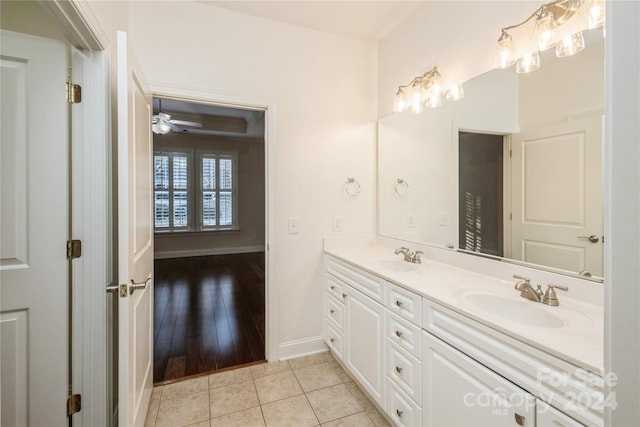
394;66;463;113
496;0;604;73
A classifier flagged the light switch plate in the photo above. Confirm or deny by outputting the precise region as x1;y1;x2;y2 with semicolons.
333;216;343;232
288;218;300;234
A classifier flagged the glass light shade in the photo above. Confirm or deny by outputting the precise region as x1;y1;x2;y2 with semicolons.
152;121;171;135
410;100;423;114
445;84;464;101
394;92;407;113
534;8;558;51
425;93;442;108
497;41;516;68
516;51;540;74
586;0;606;29
556;32;585;57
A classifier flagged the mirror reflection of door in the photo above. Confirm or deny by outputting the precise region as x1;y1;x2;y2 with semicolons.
511;116;603;277
458;132;506;257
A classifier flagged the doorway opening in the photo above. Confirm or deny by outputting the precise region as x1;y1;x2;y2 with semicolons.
458;131;506;257
151;97;266;383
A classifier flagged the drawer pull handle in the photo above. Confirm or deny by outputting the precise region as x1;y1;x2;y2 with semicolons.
396;409;403;418
342;293;347;299
514;413;525;426
395;366;403;374
395;330;403;338
330;309;335;314
395;300;403;307
330;338;335;343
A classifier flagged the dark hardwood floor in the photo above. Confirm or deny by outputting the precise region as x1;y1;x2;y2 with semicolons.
153;252;265;383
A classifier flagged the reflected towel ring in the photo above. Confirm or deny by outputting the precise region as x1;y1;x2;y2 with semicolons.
395;178;410;196
344;178;361;197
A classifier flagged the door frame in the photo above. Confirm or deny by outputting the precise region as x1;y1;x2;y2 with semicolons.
151;83;278;363
37;1;110;426
452;123;512;258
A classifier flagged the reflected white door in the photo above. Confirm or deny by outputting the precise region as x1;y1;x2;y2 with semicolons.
116;31;154;427
0;30;68;426
511;116;603;277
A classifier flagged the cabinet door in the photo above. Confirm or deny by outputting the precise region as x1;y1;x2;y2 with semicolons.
345;286;386;407
537;400;586;427
423;331;535;427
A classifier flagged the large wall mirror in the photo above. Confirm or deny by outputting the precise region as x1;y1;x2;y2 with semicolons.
378;31;604;281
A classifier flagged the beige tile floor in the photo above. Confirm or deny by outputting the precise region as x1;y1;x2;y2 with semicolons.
145;352;392;427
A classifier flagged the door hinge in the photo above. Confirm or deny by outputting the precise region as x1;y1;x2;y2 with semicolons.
67;394;81;416
67;240;82;259
66;82;81;103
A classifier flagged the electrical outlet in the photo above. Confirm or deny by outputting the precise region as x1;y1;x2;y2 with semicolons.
288;218;300;234
333;216;344;232
407;213;416;228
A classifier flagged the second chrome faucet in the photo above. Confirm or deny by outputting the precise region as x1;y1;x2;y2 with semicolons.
394;246;423;264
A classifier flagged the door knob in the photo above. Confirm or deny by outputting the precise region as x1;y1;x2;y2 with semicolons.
129;277;151;295
577;235;599;243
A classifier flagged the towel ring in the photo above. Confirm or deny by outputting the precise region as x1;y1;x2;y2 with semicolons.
344;178;361;197
395;178;410;196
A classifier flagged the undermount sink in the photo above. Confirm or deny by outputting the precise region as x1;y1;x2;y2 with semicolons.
371;259;419;273
463;293;566;328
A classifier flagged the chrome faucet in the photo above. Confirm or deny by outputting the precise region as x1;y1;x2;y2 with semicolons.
513;275;570;306
394;247;423;264
513;275;543;303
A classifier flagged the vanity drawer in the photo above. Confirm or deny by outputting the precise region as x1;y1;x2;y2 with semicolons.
326;256;386;303
326;294;344;328
387;378;422;427
387;340;422;403
387;283;422;325
326;275;347;301
387;312;422;360
326;323;344;361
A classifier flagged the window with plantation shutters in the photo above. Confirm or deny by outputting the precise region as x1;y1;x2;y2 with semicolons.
154;152;191;231
200;153;237;230
153;149;238;233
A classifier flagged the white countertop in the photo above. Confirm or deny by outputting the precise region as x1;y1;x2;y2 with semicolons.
323;237;604;376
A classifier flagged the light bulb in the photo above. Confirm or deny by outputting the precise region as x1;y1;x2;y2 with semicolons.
445;84;464;101
556;32;585;57
497;30;516;68
516;51;540;74
394;89;407;113
410;101;423;114
534;6;558;51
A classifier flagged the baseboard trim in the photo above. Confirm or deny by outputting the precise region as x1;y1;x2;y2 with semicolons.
154;246;264;259
278;336;328;361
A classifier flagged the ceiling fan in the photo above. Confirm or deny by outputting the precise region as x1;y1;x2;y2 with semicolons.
152;100;203;134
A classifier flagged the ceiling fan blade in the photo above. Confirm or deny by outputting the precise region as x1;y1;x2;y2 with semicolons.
169;119;203;128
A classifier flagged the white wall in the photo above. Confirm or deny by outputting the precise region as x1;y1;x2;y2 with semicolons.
519;39;605;130
604;1;640;425
126;1;377;355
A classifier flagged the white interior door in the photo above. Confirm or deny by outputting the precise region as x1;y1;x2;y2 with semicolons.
0;30;69;426
115;31;154;427
511;116;603;277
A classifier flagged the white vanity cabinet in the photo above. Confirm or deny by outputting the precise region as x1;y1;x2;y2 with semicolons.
323;254;600;427
325;256;387;408
423;330;536;426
